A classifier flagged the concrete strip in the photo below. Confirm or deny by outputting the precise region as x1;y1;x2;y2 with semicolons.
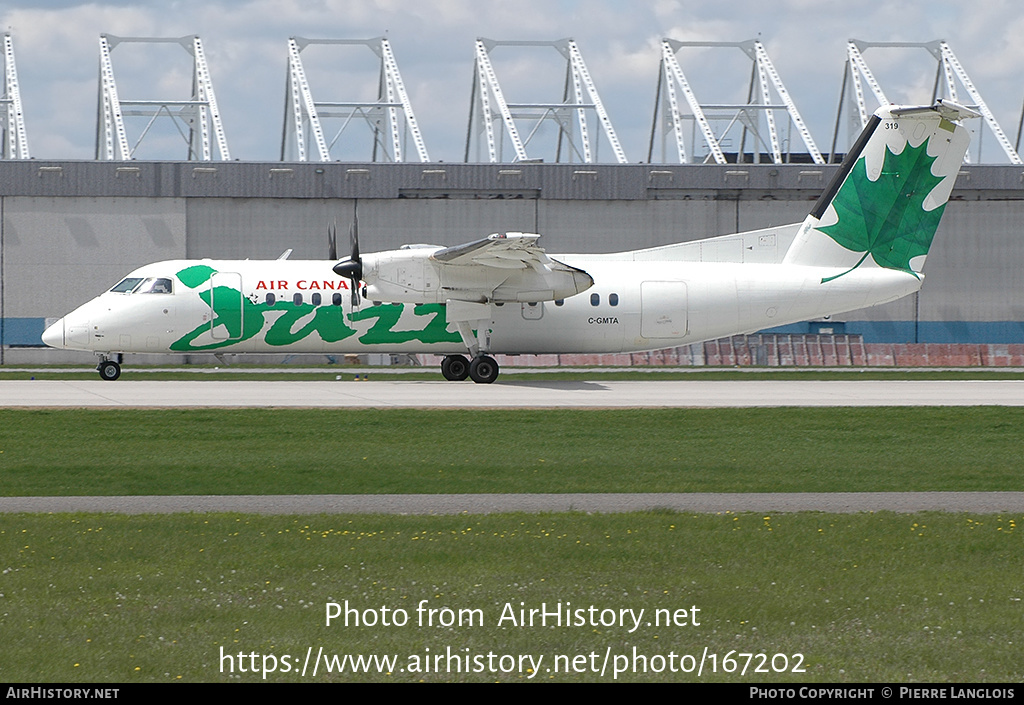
3;379;1024;408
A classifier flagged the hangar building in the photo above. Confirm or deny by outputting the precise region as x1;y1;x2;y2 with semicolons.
1;159;1022;361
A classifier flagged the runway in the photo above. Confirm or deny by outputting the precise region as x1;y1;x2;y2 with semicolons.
4;378;1024;407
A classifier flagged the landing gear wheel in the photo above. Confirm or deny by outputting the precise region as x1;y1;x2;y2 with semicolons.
468;355;499;384
98;360;121;381
441;354;471;381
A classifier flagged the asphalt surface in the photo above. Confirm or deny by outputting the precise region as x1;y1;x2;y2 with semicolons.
4;378;1024;407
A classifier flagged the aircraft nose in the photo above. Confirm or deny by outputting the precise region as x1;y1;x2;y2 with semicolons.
41;318;65;349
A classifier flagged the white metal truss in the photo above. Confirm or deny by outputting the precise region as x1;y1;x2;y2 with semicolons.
655;40;722;164
284;38;329;162
282;37;429;163
936;42;1020;164
565;40;626;164
465;38;627;164
843;42;890;130
1;33;29;159
751;42;823;165
96;34;231;161
651;40;823;165
468;39;525;163
835;40;1020;165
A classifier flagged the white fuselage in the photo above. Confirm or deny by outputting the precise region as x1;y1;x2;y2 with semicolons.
43;256;921;357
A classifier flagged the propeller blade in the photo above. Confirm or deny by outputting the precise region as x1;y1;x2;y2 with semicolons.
330;212;363;308
348;213;362;307
327;221;337;261
349;216;360;264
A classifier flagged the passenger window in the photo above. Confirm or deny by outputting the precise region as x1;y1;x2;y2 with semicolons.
293;293;303;306
312;293;322;306
266;293;276;306
333;293;343;307
609;293;619;307
554;299;564;306
590;293;600;306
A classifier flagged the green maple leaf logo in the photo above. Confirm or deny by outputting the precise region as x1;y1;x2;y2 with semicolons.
819;138;946;283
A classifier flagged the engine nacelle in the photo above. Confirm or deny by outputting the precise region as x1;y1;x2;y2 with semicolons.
358;234;594;305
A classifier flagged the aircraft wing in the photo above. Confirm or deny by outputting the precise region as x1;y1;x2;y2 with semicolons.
431;232;555;271
432;232;593;303
363;232;592;305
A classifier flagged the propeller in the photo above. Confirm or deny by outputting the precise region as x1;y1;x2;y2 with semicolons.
327;220;338;261
332;215;362;307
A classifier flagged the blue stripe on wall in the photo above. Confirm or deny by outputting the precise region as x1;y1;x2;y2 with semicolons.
2;318;47;346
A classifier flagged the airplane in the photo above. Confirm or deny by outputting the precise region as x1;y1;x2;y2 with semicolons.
43;101;977;383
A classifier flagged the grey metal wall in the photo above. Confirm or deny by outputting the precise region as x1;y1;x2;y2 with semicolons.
4;196;185;315
2;161;1023;348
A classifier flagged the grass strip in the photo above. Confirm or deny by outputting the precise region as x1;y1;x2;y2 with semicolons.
1;511;1019;682
1;407;1022;496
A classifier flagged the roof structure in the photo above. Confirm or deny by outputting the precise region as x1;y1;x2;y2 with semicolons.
96;34;230;161
833;40;1021;165
1;33;29;159
465;38;627;164
281;37;429;163
650;39;823;165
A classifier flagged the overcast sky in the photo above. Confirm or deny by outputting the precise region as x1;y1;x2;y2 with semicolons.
3;0;1023;163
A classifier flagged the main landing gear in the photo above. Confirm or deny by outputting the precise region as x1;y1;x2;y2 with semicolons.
441;354;470;381
443;316;499;383
96;354;122;381
441;354;499;384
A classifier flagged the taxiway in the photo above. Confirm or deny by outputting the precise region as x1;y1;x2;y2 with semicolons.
3;379;1024;407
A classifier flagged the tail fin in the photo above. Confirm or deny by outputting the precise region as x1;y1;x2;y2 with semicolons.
783;100;977;281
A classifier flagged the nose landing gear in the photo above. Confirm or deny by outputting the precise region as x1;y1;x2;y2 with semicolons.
96;354;122;381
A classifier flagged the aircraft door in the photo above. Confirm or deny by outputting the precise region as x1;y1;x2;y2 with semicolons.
66;321;90;348
640;281;687;338
521;302;543;320
209;272;245;341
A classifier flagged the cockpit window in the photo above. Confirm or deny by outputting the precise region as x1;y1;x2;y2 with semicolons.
110;277;144;293
136;278;173;294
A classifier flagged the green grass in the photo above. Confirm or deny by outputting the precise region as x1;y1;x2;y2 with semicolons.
1;511;1020;682
3;401;1021;683
2;407;1022;496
